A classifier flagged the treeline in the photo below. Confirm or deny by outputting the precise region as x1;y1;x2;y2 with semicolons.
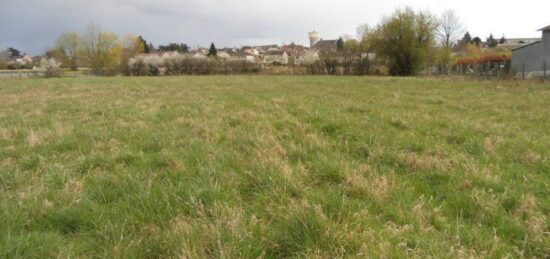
127;52;376;76
328;8;511;76
40;7;512;77
46;25;147;75
46;25;196;75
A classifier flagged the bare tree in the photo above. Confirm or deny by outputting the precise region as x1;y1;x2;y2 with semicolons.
356;23;372;54
437;9;465;48
436;10;465;74
356;23;370;40
55;32;83;70
82;24;121;75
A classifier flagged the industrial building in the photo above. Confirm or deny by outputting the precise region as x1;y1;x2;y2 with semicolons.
511;26;550;76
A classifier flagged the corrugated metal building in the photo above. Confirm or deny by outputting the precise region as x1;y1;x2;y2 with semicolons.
511;26;550;75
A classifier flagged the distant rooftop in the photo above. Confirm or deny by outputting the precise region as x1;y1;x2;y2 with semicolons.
539;25;550;31
312;40;337;51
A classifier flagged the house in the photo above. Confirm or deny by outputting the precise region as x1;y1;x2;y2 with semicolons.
191;50;207;59
242;47;260;56
281;44;319;65
11;55;32;65
246;45;278;54
311;40;337;52
501;38;541;45
308;31;337;52
511;25;550;76
498;38;541;50
232;50;256;63
217;51;232;59
263;50;288;65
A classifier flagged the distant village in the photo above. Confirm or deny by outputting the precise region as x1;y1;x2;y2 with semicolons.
1;30;545;69
1;7;548;78
0;31;347;69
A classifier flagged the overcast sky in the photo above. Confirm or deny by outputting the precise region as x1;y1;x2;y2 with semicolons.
1;0;549;55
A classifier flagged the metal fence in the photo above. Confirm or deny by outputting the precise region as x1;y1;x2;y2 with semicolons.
0;70;43;79
0;70;89;79
426;60;549;81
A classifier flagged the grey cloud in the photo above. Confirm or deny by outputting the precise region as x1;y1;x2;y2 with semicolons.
1;0;549;55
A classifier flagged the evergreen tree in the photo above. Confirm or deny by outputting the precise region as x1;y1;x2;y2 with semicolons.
158;43;189;53
486;34;498;48
499;35;506;44
7;47;21;57
472;37;482;46
462;32;472;44
138;36;150;53
336;37;345;51
208;43;217;57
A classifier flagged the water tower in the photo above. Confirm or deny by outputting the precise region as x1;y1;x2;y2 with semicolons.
308;31;321;47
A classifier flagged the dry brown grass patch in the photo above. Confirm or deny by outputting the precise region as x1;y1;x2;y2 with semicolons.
399;152;455;172
513;194;547;239
26;130;40;147
524;150;541;164
1;127;18;140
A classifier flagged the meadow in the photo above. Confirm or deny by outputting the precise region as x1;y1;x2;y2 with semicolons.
0;76;548;258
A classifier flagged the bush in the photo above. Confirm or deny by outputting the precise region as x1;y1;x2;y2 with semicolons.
128;52;379;76
128;54;263;76
368;8;438;76
128;55;162;76
40;58;63;78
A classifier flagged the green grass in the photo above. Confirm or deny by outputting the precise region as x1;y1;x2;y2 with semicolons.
0;76;549;258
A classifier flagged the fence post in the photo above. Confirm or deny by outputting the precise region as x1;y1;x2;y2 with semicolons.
544;61;547;81
522;63;525;80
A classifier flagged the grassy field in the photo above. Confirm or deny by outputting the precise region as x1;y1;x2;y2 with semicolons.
0;76;549;258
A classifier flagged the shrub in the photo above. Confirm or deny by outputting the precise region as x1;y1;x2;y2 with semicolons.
128;54;263;76
368;8;438;76
40;58;63;78
128;55;162;76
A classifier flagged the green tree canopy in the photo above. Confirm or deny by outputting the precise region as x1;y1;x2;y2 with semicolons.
369;7;438;76
486;34;498;48
462;32;472;43
158;43;189;53
499;35;506;44
472;37;482;46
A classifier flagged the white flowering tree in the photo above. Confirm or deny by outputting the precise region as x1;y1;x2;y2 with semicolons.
40;57;63;77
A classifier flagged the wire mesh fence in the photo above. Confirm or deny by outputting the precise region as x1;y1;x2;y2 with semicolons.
0;69;89;79
426;60;549;81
